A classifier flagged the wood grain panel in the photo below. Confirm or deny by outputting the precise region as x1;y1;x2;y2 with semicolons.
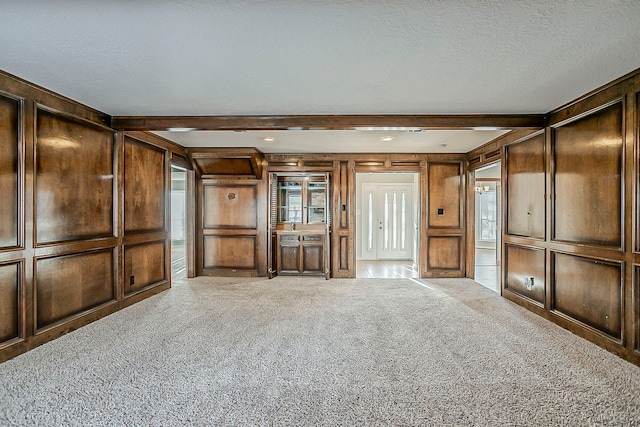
302;245;323;273
340;235;349;271
552;253;622;339
279;245;299;273
36;250;115;329
339;161;348;228
124;136;166;234
427;236;461;270
203;185;257;228
506;133;545;238
36;110;114;244
0;95;19;248
113;114;545;131
188;148;264;178
203;236;255;269
553;102;623;247
428;163;462;228
0;262;20;343
194;158;255;176
505;245;545;304
124;241;166;295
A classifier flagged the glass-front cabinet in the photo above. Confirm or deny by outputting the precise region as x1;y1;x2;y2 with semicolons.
269;173;330;279
277;176;326;225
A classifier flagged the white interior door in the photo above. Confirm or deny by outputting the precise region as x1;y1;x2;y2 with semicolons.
362;184;413;260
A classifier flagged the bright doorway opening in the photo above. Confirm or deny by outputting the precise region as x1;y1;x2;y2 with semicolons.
355;173;420;279
473;163;500;292
170;166;187;279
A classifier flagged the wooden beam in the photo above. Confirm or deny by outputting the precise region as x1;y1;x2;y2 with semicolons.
111;114;546;131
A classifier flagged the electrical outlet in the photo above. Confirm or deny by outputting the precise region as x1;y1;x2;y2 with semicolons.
525;277;534;291
129;275;135;286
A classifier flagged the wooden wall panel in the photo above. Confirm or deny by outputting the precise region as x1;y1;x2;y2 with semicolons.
0;95;19;248
195;158;254;176
339;161;349;229
425;160;465;277
552;102;623;247
36;109;115;244
124;241;166;295
203;236;256;269
0;262;20;343
0;72;173;363
187;148;264;178
636;266;640;352
124;136;165;234
428;163;462;228
505;133;545;239
504;245;545;305
552;253;622;340
203;185;257;228
36;250;115;329
339;235;349;271
427;236;461;270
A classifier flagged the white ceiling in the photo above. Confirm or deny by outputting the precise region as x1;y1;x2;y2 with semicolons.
1;1;639;152
154;129;509;153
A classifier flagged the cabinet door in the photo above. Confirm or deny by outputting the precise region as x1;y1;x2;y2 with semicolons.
306;181;326;224
277;180;303;224
301;234;324;274
278;235;301;274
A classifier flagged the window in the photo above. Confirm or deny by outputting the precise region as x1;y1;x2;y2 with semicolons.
479;190;496;241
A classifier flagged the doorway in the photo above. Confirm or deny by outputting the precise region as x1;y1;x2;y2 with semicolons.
473;163;500;292
356;173;419;278
170;166;187;279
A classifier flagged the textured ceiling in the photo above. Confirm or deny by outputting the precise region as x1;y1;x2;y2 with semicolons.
153;129;510;153
1;1;639;152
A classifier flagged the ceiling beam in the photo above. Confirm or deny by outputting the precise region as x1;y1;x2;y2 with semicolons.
111;114;546;131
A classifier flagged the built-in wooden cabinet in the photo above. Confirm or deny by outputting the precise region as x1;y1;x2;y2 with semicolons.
269;173;330;279
276;231;326;275
276;175;327;225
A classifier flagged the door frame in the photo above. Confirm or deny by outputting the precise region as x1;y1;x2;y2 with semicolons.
355;172;421;273
466;161;501;285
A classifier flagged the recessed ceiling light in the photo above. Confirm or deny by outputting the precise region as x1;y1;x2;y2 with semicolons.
167;127;197;132
263;137;275;142
381;136;394;142
472;126;500;131
355;127;421;131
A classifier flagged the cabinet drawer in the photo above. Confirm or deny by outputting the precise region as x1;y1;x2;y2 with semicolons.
302;234;323;242
280;234;299;242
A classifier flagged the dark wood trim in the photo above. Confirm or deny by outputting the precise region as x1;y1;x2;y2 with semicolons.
186;169;197;278
111;114;545;131
0;70;110;127
548;67;640;116
123;131;188;158
0;281;169;363
465;169;475;279
467;129;541;171
548;73;640;126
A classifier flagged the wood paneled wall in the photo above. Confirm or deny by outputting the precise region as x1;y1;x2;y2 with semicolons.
188;149;266;276
0;71;183;362
263;153;466;278
493;70;640;365
424;161;466;277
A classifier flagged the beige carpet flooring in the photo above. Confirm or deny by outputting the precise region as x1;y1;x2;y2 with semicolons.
1;276;640;426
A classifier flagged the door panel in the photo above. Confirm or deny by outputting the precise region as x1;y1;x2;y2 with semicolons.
362;184;413;260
